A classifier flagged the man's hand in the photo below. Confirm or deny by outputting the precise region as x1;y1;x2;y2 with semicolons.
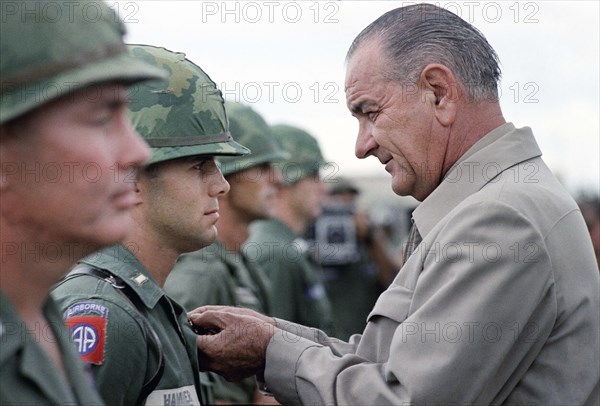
189;305;276;326
189;307;276;382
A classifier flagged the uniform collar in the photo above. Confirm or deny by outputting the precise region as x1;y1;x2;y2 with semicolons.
0;292;24;363
80;244;164;309
191;240;242;266
221;244;244;269
413;123;542;238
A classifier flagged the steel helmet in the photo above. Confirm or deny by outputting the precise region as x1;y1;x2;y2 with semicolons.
127;45;250;164
270;124;326;185
218;102;289;176
0;0;165;124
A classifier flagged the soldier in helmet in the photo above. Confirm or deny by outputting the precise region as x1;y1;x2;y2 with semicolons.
165;101;287;404
246;124;334;334
51;45;249;405
0;2;164;404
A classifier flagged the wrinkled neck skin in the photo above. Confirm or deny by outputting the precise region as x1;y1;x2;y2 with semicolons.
441;99;506;178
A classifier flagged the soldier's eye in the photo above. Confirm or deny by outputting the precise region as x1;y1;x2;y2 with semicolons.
193;161;209;170
193;158;219;175
90;114;111;127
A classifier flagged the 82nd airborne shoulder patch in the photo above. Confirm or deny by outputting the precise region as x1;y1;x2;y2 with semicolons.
64;301;109;365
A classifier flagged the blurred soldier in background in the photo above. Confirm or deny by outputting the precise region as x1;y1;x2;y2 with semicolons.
247;124;334;334
311;178;398;340
0;2;164;404
52;45;249;405
165;101;287;404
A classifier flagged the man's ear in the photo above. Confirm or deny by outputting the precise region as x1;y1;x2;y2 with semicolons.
419;64;459;127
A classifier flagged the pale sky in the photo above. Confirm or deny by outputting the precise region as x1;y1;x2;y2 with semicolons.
115;0;600;196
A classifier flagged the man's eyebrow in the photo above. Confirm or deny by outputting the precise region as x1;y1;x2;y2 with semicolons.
80;93;127;114
188;155;212;165
106;98;128;110
96;86;131;108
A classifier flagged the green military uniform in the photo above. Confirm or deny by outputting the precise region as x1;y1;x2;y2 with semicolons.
322;244;383;341
165;241;271;403
167;241;271;314
248;219;334;333
52;245;212;405
0;293;105;406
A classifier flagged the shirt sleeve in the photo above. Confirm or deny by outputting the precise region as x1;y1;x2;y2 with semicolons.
52;280;151;406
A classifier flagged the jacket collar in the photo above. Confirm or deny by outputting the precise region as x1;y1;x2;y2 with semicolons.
413;123;542;238
80;244;164;309
0;292;22;364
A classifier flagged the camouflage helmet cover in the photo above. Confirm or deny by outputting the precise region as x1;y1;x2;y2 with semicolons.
270;124;326;185
218;102;289;176
127;45;250;165
0;0;165;124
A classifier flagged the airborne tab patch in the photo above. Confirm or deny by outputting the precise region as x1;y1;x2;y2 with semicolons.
64;301;108;318
64;301;108;365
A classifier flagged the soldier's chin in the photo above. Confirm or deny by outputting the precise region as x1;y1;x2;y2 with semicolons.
185;227;218;253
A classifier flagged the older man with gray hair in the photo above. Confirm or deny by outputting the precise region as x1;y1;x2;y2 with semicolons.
189;4;600;405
